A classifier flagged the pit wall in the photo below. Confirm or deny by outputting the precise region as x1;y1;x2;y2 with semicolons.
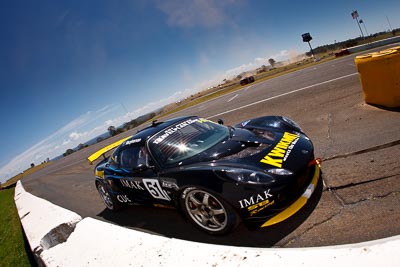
14;181;400;267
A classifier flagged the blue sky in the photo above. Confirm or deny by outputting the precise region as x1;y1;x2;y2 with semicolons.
1;0;399;183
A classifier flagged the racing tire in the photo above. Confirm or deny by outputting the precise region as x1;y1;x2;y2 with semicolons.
96;181;122;212
180;187;239;235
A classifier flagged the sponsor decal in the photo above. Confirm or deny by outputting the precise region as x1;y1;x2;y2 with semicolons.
121;178;172;201
249;199;275;216
301;149;309;155
95;169;104;179
162;180;179;190
260;132;300;168
125;138;141;145
153;118;198;144
117;195;131;203
143;179;171;201
238;190;273;209
241;120;251;127
121;178;145;190
198;118;213;124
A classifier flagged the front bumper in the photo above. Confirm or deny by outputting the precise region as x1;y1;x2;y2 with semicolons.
260;160;321;227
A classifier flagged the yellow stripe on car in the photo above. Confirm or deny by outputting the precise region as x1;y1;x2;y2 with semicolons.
87;136;132;164
261;162;321;227
95;169;105;179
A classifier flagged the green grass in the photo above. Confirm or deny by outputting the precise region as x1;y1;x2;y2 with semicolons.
0;188;32;266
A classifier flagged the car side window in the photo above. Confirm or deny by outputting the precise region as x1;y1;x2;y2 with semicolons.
120;146;140;169
119;146;148;170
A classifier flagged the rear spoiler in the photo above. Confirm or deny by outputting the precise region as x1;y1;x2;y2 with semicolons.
87;136;132;164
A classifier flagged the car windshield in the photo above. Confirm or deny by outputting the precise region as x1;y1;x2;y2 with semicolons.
148;118;229;165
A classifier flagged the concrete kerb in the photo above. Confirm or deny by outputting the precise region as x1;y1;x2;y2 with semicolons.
15;180;400;267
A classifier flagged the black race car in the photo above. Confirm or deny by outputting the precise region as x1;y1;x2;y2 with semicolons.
240;76;255;86
88;116;321;235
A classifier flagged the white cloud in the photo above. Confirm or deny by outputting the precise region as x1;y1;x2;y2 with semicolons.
156;0;234;28
69;131;88;141
0;104;123;183
0;93;195;181
226;62;255;77
62;139;71;146
224;49;301;78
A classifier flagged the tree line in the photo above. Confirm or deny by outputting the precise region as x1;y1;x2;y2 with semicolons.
63;112;157;157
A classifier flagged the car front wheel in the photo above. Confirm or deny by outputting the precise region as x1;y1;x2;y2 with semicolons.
180;187;239;235
96;182;121;212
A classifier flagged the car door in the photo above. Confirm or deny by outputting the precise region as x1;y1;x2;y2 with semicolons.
116;144;171;204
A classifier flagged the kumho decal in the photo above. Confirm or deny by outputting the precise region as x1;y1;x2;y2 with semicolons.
260;132;300;168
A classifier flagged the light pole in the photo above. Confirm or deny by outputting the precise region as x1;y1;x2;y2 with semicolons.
386;15;393;31
359;19;369;36
351;10;364;38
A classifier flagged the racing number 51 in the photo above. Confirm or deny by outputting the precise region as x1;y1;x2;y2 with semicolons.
143;179;171;201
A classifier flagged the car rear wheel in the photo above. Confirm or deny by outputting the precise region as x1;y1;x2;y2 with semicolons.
96;182;121;211
180;187;239;235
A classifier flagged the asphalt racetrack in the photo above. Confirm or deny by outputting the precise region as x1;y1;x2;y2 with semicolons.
22;46;400;248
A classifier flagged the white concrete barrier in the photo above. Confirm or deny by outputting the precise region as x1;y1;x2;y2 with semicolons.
15;181;400;267
14;181;82;264
347;36;400;54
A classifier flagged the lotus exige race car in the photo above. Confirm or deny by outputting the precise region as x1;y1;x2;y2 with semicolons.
88;116;321;235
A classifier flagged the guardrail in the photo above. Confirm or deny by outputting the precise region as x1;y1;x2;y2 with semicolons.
15;180;400;267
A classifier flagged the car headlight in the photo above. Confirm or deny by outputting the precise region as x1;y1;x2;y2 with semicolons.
215;168;275;184
282;117;302;132
267;168;293;176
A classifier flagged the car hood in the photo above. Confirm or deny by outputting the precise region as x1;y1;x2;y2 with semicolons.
182;127;314;172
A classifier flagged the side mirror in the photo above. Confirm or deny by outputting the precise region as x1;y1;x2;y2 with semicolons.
218;118;224;125
136;164;148;172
